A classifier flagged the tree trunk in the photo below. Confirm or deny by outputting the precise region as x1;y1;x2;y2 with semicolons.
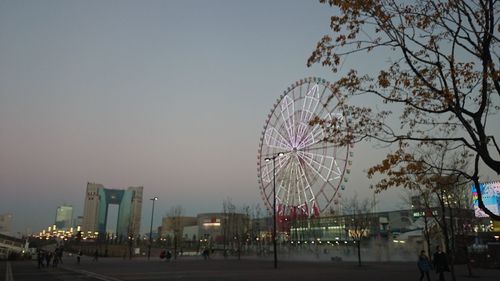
448;204;456;281
464;242;473;277
438;190;455;281
174;236;177;260
423;212;432;262
357;240;361;267
237;240;241;260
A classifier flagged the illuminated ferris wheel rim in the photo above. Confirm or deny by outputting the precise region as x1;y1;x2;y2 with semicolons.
257;77;353;217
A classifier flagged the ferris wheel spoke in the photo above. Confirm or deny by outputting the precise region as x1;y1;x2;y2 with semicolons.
261;180;273;203
300;142;341;152
297;83;344;143
297;111;347;150
297;122;325;150
280;159;296;208
295;157;317;215
297;151;343;182
295;84;320;146
319;189;331;202
276;158;291;206
289;162;301;211
260;154;292;183
280;95;297;147
264;126;292;151
300;143;349;161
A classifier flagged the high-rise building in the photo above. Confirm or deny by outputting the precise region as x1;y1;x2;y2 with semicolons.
55;205;73;230
0;213;13;235
82;183;143;238
73;216;84;229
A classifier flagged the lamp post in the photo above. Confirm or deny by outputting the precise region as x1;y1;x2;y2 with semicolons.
148;196;158;260
265;152;284;269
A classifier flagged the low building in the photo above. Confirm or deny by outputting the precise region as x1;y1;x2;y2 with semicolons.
197;212;250;247
0;233;25;260
290;207;475;242
160;216;197;237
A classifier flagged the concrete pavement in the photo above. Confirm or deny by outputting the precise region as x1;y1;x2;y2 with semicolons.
2;256;499;281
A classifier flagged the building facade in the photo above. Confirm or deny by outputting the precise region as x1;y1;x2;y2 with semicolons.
160;216;197;237
197;212;250;245
0;233;25;259
82;182;143;238
0;214;12;235
290;209;417;242
55;205;73;230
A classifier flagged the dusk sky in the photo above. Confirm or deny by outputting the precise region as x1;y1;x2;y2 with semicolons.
1;1;497;234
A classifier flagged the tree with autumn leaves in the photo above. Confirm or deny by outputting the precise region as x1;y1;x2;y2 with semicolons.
308;0;500;219
387;144;474;280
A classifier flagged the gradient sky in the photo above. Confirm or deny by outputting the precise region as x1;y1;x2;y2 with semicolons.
1;0;497;234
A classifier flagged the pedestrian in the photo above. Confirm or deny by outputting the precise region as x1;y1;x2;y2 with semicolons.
417;250;431;281
166;250;172;262
52;251;59;267
202;248;209;260
93;249;99;261
77;251;82;264
56;247;64;264
45;251;52;268
37;249;44;269
433;246;449;281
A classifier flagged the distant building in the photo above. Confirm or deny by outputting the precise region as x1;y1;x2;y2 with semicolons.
0;213;13;235
73;216;84;229
159;212;251;245
290;208;475;242
197;212;249;244
197;213;224;242
82;182;143;238
160;216;197;237
55;205;73;230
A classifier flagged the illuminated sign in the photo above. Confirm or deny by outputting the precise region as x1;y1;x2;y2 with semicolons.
203;217;221;227
472;182;500;218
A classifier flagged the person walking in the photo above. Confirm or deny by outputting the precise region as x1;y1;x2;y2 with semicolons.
52;251;59;267
37;249;44;269
433;246;449;281
418;250;431;281
45;251;52;268
56;247;63;264
93;249;99;261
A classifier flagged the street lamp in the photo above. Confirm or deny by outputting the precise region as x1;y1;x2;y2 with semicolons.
265;152;284;269
148;196;158;260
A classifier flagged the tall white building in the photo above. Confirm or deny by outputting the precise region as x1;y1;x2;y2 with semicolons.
83;183;143;238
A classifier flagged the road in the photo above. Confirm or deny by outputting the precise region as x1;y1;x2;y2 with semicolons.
2;256;499;281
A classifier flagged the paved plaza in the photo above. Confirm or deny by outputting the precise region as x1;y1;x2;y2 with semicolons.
2;256;499;281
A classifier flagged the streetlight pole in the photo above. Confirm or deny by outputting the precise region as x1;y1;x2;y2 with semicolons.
148;197;158;260
265;152;284;269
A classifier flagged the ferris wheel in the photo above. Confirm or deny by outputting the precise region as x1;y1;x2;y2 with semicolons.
257;77;353;218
